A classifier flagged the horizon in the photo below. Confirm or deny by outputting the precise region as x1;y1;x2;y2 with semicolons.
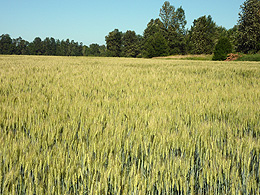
0;0;245;46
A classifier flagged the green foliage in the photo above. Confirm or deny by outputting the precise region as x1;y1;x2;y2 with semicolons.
122;30;141;58
227;25;239;52
159;2;187;34
188;15;217;54
0;34;13;54
237;0;260;54
167;27;187;55
142;19;168;58
159;1;175;30
212;37;233;61
85;43;101;56
55;39;82;56
31;37;43;55
236;53;260;61
0;34;95;57
83;44;106;57
143;19;165;40
142;1;188;57
159;2;187;55
42;37;57;56
143;32;169;58
169;6;187;55
105;29;122;57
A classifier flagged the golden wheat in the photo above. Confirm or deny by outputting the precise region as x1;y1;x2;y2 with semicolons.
0;55;259;194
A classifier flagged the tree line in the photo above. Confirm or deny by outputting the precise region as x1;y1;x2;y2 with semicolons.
0;35;107;57
1;0;259;58
105;0;260;58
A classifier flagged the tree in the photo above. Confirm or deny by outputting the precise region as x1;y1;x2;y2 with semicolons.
212;37;233;61
143;19;165;40
69;40;77;56
0;34;87;56
188;15;217;54
159;1;175;30
77;42;84;56
237;0;260;53
42;37;56;56
227;25;239;52
143;32;169;58
86;43;101;56
56;39;64;56
216;26;228;39
65;39;70;56
122;30;140;57
175;7;187;35
29;37;43;55
159;1;187;55
142;19;165;56
99;45;107;57
105;29;122;57
42;37;49;55
0;34;13;54
12;37;29;55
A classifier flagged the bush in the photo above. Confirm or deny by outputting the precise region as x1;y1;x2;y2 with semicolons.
212;37;232;61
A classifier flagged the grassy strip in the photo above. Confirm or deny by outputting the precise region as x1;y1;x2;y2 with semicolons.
236;54;260;61
153;54;213;61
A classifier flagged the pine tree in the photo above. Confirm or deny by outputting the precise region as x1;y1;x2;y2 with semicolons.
212;37;233;61
31;37;43;55
237;0;260;53
143;32;169;58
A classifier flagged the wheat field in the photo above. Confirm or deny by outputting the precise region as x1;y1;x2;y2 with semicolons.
0;55;259;194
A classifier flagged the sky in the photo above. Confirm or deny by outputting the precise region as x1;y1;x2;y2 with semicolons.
0;0;245;46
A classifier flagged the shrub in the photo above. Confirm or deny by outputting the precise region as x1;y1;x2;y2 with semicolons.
212;37;232;61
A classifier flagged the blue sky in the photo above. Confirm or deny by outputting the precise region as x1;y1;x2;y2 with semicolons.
0;0;244;45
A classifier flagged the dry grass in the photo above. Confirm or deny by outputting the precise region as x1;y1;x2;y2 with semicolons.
153;54;213;60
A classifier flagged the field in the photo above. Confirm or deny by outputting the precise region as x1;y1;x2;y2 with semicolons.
0;55;259;194
153;54;213;61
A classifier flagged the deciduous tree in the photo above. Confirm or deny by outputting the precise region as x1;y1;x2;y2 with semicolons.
122;30;140;57
105;29;122;57
237;0;260;53
188;15;217;54
159;1;187;55
86;43;101;56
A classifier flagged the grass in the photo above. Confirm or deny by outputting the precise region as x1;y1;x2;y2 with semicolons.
236;53;260;61
154;54;213;61
0;55;259;194
155;53;260;61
